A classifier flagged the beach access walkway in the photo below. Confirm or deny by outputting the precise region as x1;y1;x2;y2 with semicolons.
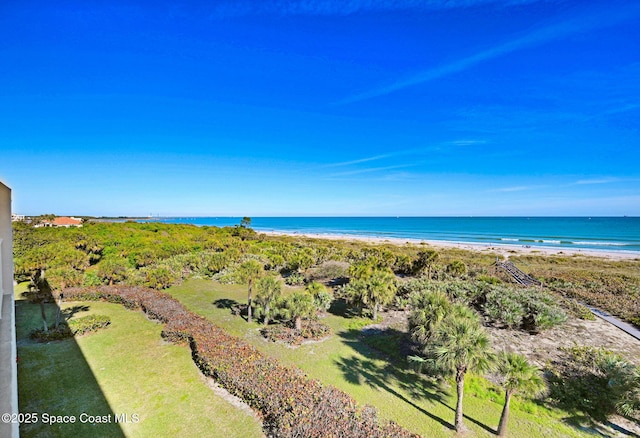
586;306;640;341
496;258;640;341
495;259;542;287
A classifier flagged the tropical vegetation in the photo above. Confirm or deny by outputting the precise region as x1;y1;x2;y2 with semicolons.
12;217;640;437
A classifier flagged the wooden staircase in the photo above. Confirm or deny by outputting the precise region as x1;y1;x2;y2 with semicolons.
495;260;542;287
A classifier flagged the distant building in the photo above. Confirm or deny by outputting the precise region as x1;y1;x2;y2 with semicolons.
0;181;19;438
10;214;24;222
37;216;83;228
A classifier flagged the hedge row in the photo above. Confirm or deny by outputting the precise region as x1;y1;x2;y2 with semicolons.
63;286;417;437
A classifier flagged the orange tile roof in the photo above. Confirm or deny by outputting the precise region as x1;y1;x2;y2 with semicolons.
52;217;82;226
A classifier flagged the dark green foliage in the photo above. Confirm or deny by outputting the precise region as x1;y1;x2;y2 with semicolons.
62;285;416;438
306;281;333;311
68;314;111;335
484;288;527;329
278;291;317;330
30;324;73;342
547;346;639;422
483;286;566;332
284;271;305;286
142;266;177;289
413;249;439;277
29;314;111;341
445;260;467;277
343;266;397;320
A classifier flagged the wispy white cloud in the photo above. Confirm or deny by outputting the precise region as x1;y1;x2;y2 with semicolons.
489;185;545;192
448;139;488;146
212;0;550;18
328;163;417;177
337;3;640;104
322;139;485;168
322;153;391;168
575;177;621;185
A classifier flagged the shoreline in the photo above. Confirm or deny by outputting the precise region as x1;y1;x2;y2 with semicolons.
259;230;640;261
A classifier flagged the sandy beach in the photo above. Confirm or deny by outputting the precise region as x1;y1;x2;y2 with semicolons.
260;230;640;261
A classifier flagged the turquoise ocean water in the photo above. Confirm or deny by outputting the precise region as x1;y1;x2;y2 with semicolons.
148;217;640;254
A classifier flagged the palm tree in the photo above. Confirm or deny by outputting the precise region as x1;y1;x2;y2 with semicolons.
306;281;333;311
281;291;316;331
431;307;495;433
345;267;397;320
414;249;439;278
409;290;452;345
255;275;282;325
496;352;547;437
237;259;263;323
366;268;397;320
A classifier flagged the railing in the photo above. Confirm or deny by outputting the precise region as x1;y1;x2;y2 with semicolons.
495;260;542;287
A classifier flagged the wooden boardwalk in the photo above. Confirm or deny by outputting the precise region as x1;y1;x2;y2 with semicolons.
495;258;640;341
495;260;542;287
586;306;640;341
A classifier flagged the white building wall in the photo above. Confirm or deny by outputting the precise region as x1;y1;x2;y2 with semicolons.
0;181;19;437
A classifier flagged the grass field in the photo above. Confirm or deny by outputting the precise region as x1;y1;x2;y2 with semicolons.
15;285;264;438
166;279;588;438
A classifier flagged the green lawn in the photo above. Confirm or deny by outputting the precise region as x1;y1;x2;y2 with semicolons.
15;285;264;438
167;279;589;438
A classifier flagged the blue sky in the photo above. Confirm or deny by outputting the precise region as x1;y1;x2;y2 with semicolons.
1;0;639;216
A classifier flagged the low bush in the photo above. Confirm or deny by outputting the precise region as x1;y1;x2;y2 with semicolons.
29;314;112;341
305;261;349;282
261;320;331;346
483;285;566;332
68;314;111;335
547;345;639;422
30;324;73;342
63;285;416;437
284;271;305;286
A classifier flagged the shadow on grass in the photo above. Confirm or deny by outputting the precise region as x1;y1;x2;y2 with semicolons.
16;282;125;437
337;327;501;435
328;298;362;319
560;414;640;438
335;328;454;431
62;304;91;319
437;398;497;435
213;298;240;310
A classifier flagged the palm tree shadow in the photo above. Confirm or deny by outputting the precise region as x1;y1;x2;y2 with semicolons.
335;330;455;431
327;298;361;319
213;298;239;310
438;399;498;435
561;415;640;438
63;305;91;319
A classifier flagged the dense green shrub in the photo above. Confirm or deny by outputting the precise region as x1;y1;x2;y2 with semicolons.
141;266;178;289
445;260;467;277
484;288;526;328
82;271;104;287
483;286;566;332
284;271;305;286
68;314;111;335
547;346;640;422
306;281;333;311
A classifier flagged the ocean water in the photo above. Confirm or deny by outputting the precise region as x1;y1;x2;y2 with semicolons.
149;217;640;253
